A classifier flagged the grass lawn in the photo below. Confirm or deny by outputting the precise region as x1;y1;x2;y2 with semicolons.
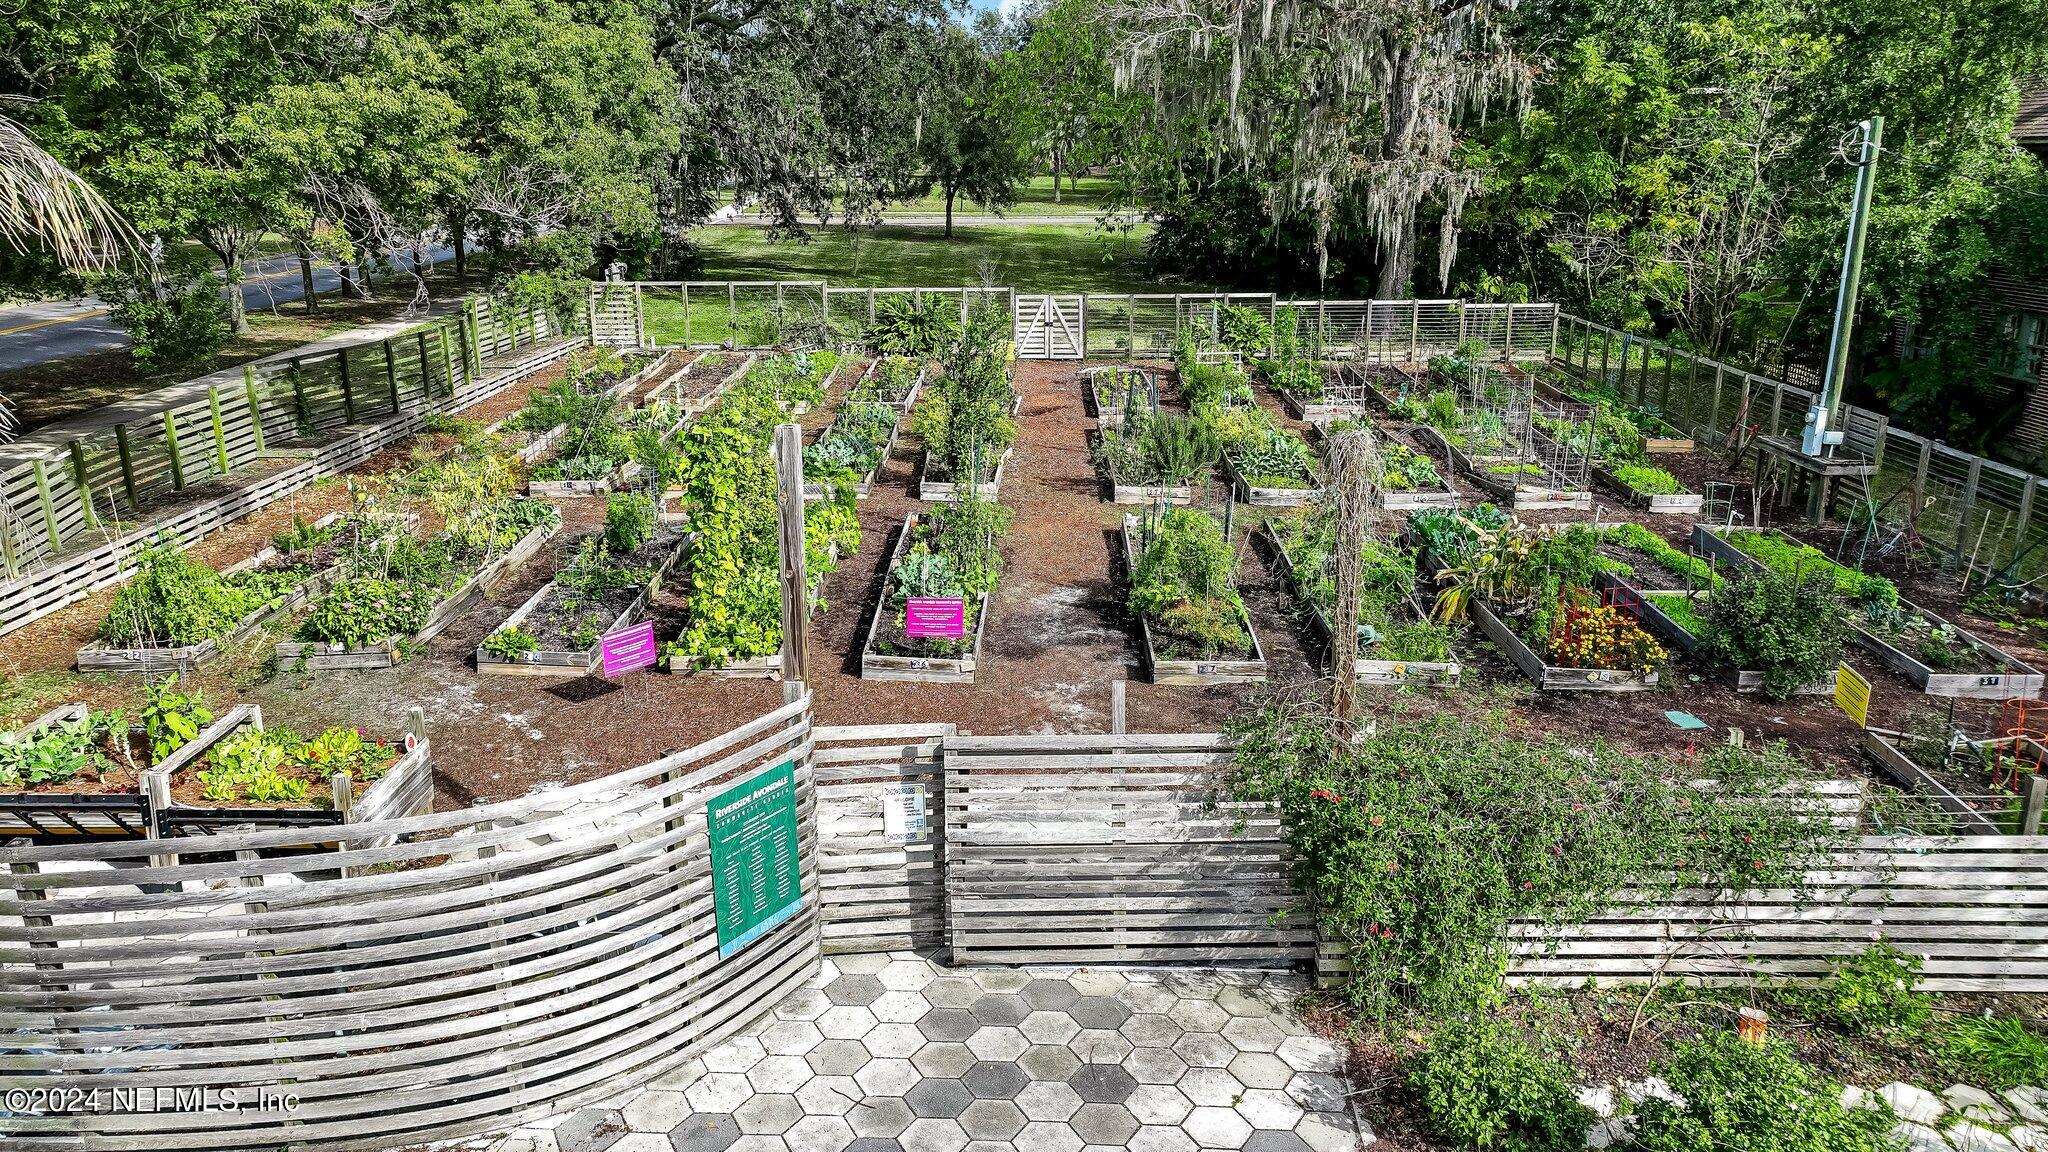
883;175;1116;217
684;221;1197;294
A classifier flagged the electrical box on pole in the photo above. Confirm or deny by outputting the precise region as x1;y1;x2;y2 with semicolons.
1805;116;1883;458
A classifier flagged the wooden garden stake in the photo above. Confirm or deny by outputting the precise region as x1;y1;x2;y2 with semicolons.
338;348;357;423
2022;775;2046;836
773;423;810;686
67;441;96;530
207;385;231;474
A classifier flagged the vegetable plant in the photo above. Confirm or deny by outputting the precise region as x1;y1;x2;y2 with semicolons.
481;627;540;661
141;675;213;761
1130;508;1253;660
1611;463;1685;496
1701;566;1853;698
1271;508;1450;663
99;538;304;649
0;710;127;789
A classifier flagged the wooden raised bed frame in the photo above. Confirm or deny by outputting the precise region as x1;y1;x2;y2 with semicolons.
76;511;349;676
477;530;690;677
144;704;434;840
0;704;149;838
1597;573;1829;696
1261;522;1459;686
277;518;559;671
859;513;990;684
1120;514;1269;686
1222;451;1317;508
1412;424;1592;512
1594;464;1704;515
1467;596;1661;692
1691;524;2045;700
1085;365;1155;430
917;395;1022;502
802;360;928;502
1090;431;1198;506
1860;729;2005;836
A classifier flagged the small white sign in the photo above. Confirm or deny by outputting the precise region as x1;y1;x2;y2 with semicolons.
883;783;928;843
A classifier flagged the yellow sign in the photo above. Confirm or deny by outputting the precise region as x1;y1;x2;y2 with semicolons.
1834;663;1870;728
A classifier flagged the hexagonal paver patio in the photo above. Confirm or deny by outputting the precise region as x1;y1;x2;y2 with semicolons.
487;953;1362;1152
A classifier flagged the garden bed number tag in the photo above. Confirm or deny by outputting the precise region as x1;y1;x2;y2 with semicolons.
906;597;966;639
599;621;659;678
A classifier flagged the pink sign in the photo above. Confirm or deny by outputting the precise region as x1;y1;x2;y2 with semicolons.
905;597;967;639
599;620;659;678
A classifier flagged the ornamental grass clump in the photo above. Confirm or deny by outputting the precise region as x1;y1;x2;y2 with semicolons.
1228;703;1843;1016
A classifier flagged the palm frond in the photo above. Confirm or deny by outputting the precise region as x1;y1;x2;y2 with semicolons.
0;106;135;271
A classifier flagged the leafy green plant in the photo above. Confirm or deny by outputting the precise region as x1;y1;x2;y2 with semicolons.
604;491;656;555
141;676;213;762
1379;443;1442;490
1215;303;1273;355
272;514;335;554
1630;1033;1898;1152
1726;530;1898;615
1406;1016;1589;1152
482;627;541;660
99;539;287;649
1702;566;1852;699
1944;1015;2048;1089
1600;523;1721;590
804;401;899;484
244;768;310;804
1228;707;1842;1015
1232;427;1317;489
0;711;125;789
1781;943;1931;1038
1131;509;1252;659
867;295;960;357
1612;463;1685;496
300;577;435;648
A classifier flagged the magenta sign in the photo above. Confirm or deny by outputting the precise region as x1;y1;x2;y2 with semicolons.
599;620;659;678
905;597;967;639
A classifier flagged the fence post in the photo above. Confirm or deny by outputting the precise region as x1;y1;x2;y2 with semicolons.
1598;328;1609;386
1408;302;1419;362
206;385;230;475
1550;309;1560;357
243;366;266;455
1708;366;1724;441
338;349;357;424
2008;477;2037;574
67;441;96;530
1912;440;1932;514
682;283;693;346
162;411;186;491
728;283;737;343
1768;380;1784;437
29;460;60;550
114;423;139;509
1660;351;1673;414
2021;776;2046;835
1109;680;1126;735
415;330;432;399
383;339;400;415
1956;457;1983;560
0;515;17;578
453;318;471;386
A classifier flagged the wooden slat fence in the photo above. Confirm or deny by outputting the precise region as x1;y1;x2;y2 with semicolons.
814;722;950;953
0;696;821;1152
942;733;1314;967
0;314;576;636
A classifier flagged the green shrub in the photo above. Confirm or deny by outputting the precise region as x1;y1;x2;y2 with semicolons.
1407;1016;1589;1152
97;265;232;372
1216;303;1273;355
99;539;286;648
1944;1015;2048;1090
603;492;656;555
1784;943;1932;1038
1630;1033;1899;1152
482;627;541;660
1701;566;1851;699
868;295;960;357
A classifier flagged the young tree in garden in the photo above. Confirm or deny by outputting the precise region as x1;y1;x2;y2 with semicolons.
916;21;1028;238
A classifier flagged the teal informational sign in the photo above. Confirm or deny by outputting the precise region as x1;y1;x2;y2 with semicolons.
709;759;804;959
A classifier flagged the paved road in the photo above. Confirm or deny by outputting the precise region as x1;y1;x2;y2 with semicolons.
0;245;460;373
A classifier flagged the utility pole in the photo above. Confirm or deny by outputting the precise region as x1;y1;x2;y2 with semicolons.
1805;116;1883;459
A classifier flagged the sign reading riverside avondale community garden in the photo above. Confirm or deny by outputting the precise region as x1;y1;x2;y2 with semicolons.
905;597;967;639
708;760;804;959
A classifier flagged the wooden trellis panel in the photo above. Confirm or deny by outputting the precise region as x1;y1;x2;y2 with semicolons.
942;733;1314;967
0;696;822;1152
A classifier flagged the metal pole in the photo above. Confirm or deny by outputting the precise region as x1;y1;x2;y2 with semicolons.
1808;116;1883;456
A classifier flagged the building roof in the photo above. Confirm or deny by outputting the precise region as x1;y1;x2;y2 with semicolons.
2020;84;2048;148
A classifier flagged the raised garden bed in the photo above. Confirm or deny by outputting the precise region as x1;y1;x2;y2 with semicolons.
859;513;992;684
917;392;1022;502
1120;512;1269;686
1536;371;1694;452
0;704;149;837
1085;365;1157;429
803;360;926;501
1223;450;1317;507
1860;728;2007;836
1470;597;1661;692
1412;425;1590;511
476;525;690;677
1371;430;1459;511
1260;521;1458;686
144;703;433;837
1278;365;1376;424
1089;409;1213;506
1691;524;2044;699
77;512;348;676
1600;576;1829;695
278;516;559;671
1594;463;1704;514
527;460;642;498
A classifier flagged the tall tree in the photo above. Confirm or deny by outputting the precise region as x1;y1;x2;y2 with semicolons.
916;21;1027;237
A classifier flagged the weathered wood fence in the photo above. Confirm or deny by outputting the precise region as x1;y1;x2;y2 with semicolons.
0;302;571;635
0;695;819;1152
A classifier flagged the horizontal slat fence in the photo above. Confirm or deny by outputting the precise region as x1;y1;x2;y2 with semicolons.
814;722;951;953
0;305;573;636
943;733;1315;967
1555;314;2048;585
0;695;822;1152
1314;836;2048;993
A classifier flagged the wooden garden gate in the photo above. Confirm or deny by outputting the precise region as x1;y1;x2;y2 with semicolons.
1013;294;1085;359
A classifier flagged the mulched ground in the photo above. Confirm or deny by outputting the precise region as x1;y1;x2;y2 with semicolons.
5;355;2040;813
